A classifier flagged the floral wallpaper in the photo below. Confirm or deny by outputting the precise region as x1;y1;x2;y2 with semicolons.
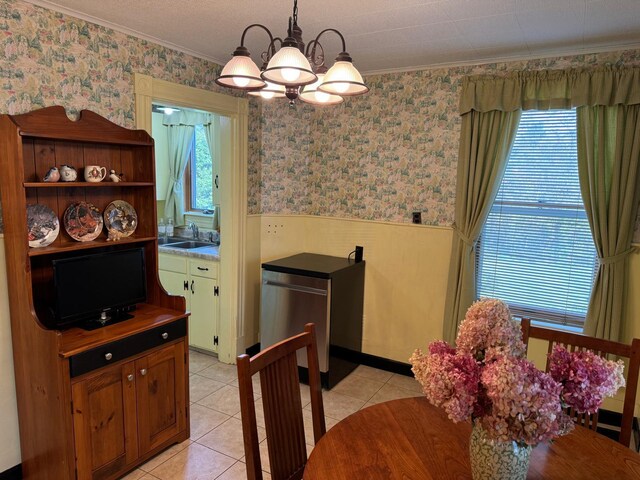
0;1;228;122
0;0;638;240
254;49;640;241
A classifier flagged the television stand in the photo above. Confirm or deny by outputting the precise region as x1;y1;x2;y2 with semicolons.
0;107;190;479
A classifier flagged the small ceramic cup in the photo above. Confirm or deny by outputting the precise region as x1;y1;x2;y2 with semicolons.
84;165;107;182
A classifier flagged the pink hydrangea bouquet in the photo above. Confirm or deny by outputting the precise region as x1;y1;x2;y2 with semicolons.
410;299;626;446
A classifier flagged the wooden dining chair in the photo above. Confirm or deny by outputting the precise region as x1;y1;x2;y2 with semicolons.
236;323;326;480
520;318;640;448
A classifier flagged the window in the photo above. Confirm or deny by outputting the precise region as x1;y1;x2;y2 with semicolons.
476;109;598;327
186;124;214;212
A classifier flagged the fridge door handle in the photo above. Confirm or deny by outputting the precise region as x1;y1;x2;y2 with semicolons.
263;280;328;296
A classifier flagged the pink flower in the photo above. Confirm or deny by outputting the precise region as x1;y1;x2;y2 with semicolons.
410;343;480;422
410;298;626;446
481;356;571;445
456;298;525;361
548;344;625;414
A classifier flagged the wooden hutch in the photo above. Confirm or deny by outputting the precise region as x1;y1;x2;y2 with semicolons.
0;107;190;479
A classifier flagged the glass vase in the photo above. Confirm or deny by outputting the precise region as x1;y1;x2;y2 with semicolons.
469;422;532;480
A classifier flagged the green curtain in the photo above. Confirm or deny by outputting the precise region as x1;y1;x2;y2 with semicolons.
442;109;521;344
460;67;640;114
163;124;195;225
447;66;640;342
577;104;640;341
162;111;212;225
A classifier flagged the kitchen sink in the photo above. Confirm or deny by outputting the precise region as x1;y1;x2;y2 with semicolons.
165;241;213;249
158;236;187;245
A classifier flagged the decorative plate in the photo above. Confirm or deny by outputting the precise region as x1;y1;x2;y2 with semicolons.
103;200;138;241
63;201;103;242
26;204;60;248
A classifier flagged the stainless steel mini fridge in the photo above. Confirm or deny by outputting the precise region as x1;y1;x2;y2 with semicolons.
260;253;365;388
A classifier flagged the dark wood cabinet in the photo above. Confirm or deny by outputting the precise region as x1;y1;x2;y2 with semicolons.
0;107;190;479
72;359;139;480
72;341;187;480
136;341;187;455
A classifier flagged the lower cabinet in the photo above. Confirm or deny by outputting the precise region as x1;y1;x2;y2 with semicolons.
159;253;219;353
71;341;187;480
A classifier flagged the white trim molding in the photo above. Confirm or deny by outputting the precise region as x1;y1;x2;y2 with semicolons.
134;73;248;363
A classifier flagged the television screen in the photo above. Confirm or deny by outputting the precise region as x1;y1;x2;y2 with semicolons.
52;247;147;327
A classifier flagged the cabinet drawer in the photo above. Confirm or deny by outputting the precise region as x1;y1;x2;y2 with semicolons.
159;253;188;274
189;259;218;279
69;318;187;378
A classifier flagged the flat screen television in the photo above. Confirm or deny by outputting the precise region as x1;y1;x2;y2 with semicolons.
52;247;147;328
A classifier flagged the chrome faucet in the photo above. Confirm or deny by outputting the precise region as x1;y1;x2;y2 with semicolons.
189;222;199;240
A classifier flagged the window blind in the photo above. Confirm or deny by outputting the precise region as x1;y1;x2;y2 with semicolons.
476;109;598;327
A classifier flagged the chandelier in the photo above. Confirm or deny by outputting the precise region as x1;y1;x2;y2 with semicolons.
215;0;368;106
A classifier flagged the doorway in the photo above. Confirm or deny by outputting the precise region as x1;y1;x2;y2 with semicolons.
134;73;249;364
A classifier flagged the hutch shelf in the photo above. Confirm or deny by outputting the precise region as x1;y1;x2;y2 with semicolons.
0;106;190;480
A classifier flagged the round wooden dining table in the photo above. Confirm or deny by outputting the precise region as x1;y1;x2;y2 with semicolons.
304;396;640;479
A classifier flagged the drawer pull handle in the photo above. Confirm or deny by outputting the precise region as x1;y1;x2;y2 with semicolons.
105;353;113;361
161;332;169;340
191;280;195;294
127;374;134;382
197;266;209;271
140;369;147;376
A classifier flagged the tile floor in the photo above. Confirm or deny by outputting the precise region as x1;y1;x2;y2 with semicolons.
122;350;422;479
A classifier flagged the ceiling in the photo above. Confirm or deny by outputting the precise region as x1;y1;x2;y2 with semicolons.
28;0;640;74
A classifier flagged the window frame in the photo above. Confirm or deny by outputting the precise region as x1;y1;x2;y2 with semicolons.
184;125;214;213
475;108;598;329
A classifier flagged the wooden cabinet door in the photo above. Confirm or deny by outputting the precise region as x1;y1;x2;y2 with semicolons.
159;269;190;311
135;341;187;455
189;275;218;353
71;362;138;480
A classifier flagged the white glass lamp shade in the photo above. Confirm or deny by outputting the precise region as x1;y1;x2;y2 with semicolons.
216;55;265;90
318;60;369;96
299;74;344;106
261;46;317;86
247;81;286;100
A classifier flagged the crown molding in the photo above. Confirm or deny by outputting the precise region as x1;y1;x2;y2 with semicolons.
361;42;640;77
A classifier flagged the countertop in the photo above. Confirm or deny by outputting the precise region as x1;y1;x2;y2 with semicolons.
159;243;220;261
262;252;364;278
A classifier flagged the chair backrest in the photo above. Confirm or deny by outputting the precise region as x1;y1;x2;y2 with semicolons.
237;323;326;480
521;318;640;448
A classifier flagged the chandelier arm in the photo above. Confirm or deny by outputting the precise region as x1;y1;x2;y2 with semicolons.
239;23;275;48
258;36;285;70
305;39;325;69
267;37;284;57
311;28;347;53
